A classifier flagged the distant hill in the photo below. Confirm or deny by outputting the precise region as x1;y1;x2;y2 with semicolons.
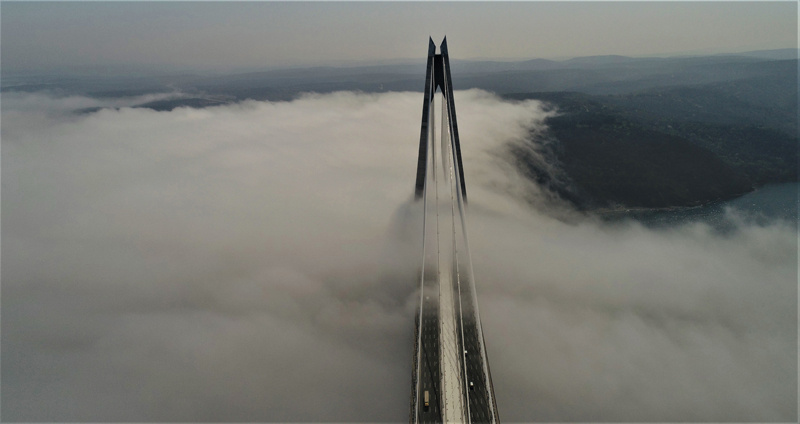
4;49;795;99
732;48;798;60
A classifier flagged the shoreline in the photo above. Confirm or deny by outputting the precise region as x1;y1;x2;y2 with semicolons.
590;182;797;218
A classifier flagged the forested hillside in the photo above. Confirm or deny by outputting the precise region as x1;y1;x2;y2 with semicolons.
505;68;797;210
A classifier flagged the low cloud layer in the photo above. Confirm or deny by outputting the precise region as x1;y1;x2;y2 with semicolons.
2;90;796;422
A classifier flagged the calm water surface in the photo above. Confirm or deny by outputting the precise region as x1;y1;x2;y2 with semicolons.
615;182;798;229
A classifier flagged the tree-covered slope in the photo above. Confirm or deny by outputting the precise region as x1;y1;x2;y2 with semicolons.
507;87;797;210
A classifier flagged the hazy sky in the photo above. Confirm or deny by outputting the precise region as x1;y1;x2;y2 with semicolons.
2;1;797;73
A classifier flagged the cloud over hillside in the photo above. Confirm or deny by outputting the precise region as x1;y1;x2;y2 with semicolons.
2;90;795;422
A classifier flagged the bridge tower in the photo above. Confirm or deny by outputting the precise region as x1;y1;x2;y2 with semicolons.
410;37;500;424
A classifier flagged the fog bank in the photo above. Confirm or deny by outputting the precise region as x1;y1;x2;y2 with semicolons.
2;90;796;422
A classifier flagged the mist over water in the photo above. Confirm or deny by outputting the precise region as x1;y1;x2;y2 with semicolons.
610;182;799;231
2;90;796;422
